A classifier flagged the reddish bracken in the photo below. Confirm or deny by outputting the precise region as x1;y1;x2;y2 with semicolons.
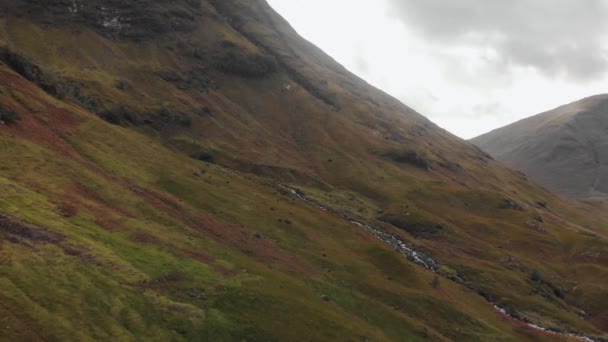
0;70;80;158
590;314;608;332
213;264;240;277
197;214;320;276
69;183;134;218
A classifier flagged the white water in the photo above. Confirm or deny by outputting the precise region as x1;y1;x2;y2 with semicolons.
283;185;599;342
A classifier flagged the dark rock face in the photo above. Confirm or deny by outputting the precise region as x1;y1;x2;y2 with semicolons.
1;0;202;40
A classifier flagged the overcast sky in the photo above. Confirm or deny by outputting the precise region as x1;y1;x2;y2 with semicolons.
267;0;608;139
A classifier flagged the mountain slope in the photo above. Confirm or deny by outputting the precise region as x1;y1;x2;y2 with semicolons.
472;95;608;198
0;1;607;341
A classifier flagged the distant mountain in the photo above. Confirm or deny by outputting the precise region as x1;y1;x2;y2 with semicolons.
472;95;608;198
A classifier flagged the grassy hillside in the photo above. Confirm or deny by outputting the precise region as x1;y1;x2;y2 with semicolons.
0;0;607;340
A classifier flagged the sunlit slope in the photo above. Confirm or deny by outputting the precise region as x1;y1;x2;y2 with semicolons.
0;60;560;342
0;0;607;340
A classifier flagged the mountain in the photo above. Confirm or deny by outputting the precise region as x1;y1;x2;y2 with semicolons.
0;1;607;341
472;95;608;199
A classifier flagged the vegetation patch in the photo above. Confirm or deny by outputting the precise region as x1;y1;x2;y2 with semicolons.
145;109;193;129
156;68;211;92
0;2;606;340
381;149;431;170
0;46;100;111
192;150;216;164
378;210;445;239
139;271;187;289
98;105;141;126
214;42;278;78
0;214;65;245
195;214;319;276
0;46;42;83
0;105;21;124
99;106;192;129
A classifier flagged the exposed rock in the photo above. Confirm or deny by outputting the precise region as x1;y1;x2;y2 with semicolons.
187;288;207;300
1;0;203;40
525;220;547;233
499;198;524;211
499;255;523;270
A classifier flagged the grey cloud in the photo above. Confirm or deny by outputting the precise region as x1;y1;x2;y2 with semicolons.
386;0;608;80
354;54;371;75
472;101;506;118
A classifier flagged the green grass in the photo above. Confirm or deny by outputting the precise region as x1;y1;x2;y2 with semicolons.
0;2;606;341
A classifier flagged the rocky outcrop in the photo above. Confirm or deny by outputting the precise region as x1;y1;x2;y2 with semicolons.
1;0;202;40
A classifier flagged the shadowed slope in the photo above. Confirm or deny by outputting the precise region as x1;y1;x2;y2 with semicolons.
472;95;608;198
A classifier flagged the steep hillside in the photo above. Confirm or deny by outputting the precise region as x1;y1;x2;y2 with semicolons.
472;95;608;198
0;1;607;341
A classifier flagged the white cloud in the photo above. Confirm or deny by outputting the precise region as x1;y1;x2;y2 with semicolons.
267;0;608;139
387;0;608;81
